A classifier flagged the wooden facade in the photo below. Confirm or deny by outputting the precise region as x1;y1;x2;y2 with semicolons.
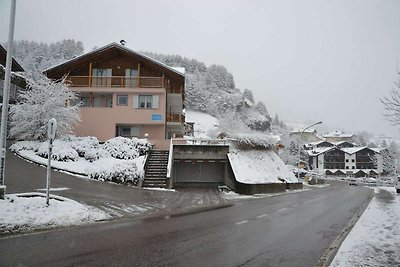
44;43;185;147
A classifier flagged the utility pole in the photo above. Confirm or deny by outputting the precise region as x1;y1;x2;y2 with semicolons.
0;0;17;199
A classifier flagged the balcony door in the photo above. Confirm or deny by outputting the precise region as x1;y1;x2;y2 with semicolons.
92;68;111;87
125;69;138;87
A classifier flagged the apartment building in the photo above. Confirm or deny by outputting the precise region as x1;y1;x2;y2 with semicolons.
306;141;383;177
44;43;185;149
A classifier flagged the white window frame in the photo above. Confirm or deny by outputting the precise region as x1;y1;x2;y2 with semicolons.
117;95;128;106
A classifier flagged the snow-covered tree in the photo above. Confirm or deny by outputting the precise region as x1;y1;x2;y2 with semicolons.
243;89;254;103
9;77;80;141
273;114;280;125
9;39;84;80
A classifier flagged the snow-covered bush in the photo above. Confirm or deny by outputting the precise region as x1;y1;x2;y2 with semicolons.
62;136;99;157
229;133;279;150
36;140;79;162
86;161;142;184
83;148;102;162
9;77;80;141
103;137;151;160
10;141;40;153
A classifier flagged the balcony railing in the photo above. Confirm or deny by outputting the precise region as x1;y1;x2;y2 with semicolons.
65;76;164;88
167;113;185;123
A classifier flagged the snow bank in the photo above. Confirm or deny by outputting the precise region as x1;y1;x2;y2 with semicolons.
0;193;110;234
185;110;220;138
330;187;400;266
229;132;280;149
11;137;147;184
228;150;297;184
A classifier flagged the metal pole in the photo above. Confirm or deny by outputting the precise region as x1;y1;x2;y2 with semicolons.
0;0;17;199
298;121;323;181
46;138;53;206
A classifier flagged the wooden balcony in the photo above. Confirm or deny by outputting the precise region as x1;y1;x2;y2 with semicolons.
65;76;164;88
167;113;185;123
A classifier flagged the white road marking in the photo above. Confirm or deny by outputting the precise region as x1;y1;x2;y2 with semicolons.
235;220;248;225
278;208;287;212
256;213;268;219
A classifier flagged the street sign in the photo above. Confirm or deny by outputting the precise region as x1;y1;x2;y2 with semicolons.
47;118;57;141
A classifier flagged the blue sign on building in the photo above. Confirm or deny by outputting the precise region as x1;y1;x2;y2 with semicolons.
152;114;163;121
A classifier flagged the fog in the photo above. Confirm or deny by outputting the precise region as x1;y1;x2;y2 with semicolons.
1;0;400;137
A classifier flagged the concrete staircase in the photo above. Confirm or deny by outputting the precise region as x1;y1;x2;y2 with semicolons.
143;150;169;188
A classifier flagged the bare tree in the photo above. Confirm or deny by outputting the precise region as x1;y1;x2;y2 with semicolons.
381;71;400;125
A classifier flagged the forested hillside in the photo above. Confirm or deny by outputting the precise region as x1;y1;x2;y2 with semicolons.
9;40;286;132
143;52;273;132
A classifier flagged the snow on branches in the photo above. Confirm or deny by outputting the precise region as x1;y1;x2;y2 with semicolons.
9;77;80;141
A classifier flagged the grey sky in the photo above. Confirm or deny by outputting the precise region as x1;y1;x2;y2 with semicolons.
1;0;400;137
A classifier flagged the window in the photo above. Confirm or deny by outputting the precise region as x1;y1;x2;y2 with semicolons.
352;166;355;169
92;68;112;86
351;159;355;162
117;95;128;106
139;95;152;108
116;126;140;138
133;95;159;109
125;69;138;87
345;159;349;162
346;166;349;169
92;94;112;107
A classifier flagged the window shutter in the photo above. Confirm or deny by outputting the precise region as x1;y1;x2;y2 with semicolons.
152;95;159;109
132;95;139;108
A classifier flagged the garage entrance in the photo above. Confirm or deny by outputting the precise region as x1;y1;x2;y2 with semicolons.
173;159;226;184
171;143;229;187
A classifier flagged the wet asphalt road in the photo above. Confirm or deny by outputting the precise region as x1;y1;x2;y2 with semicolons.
0;181;372;267
4;148;227;217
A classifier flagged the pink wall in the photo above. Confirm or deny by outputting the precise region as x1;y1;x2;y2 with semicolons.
72;89;168;146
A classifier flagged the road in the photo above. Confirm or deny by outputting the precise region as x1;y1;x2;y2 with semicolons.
0;181;372;267
5;147;227;217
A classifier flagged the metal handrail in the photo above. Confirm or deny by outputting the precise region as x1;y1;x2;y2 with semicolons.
166;138;174;179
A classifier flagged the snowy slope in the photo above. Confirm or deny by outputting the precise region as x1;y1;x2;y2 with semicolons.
185;109;220;138
228;149;297;184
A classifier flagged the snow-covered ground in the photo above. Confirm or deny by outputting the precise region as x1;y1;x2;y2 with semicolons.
185;109;220;138
16;148;145;178
330;187;400;266
0;193;110;234
228;149;297;184
10;137;147;183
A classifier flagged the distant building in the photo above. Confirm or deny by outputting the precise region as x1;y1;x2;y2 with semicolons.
307;141;383;177
290;128;323;142
323;130;354;143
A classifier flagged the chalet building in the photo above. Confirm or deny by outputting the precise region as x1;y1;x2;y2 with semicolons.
307;141;383;177
0;44;24;72
0;44;26;105
44;43;185;149
322;130;354;143
289;128;323;142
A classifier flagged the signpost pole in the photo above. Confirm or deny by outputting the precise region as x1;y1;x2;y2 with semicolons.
46;118;57;206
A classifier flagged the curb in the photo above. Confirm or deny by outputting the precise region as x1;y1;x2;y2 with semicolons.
315;189;374;267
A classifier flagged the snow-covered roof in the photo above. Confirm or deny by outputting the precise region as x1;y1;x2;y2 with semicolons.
43;42;185;77
307;147;334;156
323;131;354;138
291;129;317;134
171;67;185;75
